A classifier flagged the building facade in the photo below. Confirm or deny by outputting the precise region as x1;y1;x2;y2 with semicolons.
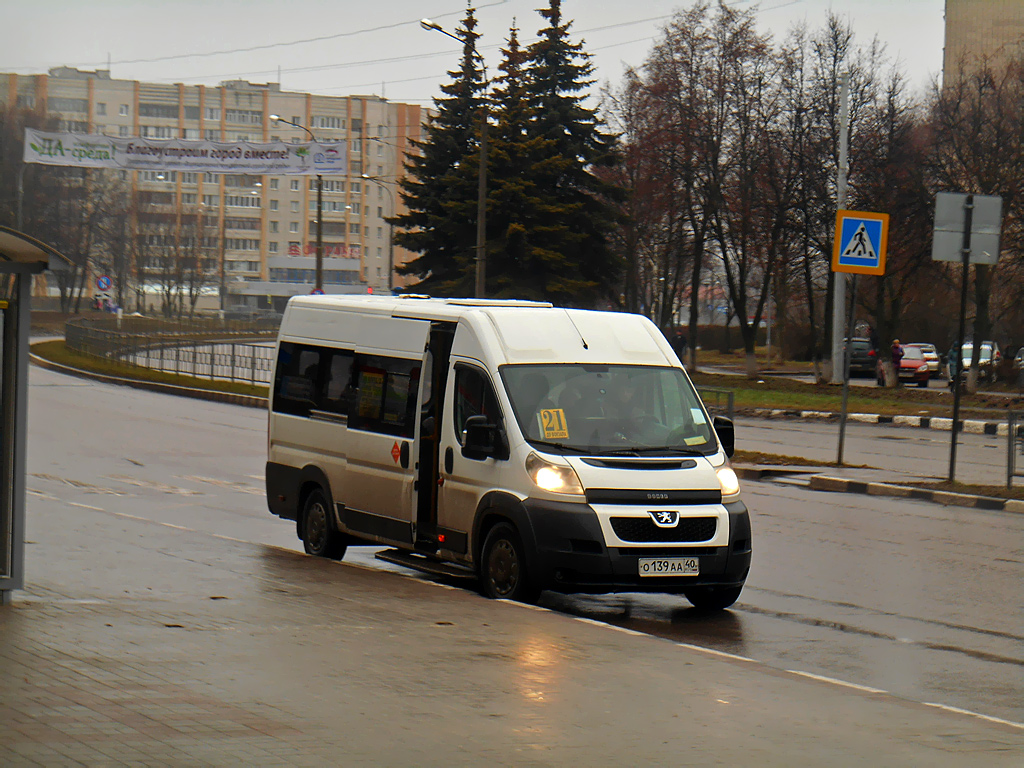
944;0;1024;81
4;67;424;308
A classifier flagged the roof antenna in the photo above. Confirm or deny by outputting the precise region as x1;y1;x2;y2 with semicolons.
564;309;588;350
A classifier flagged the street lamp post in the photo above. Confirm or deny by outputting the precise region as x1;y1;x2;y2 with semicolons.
421;18;488;298
362;174;395;293
270;114;323;292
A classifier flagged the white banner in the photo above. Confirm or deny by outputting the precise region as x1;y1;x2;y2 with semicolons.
23;128;347;176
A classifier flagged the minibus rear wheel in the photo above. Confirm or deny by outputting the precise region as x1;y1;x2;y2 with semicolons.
684;585;742;611
480;522;539;603
302;487;347;560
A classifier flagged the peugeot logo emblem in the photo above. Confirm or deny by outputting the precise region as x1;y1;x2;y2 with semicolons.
649;510;679;528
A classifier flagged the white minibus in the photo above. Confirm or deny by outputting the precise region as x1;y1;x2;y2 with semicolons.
266;296;751;609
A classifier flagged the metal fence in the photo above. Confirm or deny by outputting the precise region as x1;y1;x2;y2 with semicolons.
697;386;735;422
65;317;278;387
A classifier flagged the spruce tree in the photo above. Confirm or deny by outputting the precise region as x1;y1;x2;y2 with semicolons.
486;24;581;301
524;0;623;305
392;8;487;295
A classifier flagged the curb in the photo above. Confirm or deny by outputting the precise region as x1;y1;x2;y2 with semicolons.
806;474;1024;514
30;348;269;411
744;407;1014;436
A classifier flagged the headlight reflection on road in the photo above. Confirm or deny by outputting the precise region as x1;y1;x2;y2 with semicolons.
514;635;565;704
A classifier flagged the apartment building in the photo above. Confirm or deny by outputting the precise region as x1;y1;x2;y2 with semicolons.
944;0;1024;81
4;67;424;308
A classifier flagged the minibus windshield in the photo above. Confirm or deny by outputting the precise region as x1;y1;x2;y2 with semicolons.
500;364;717;455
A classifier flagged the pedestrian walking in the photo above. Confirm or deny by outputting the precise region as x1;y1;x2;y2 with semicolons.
891;339;904;367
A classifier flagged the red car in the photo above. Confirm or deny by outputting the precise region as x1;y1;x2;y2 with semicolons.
877;345;930;387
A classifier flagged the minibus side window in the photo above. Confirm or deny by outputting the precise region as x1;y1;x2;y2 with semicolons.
349;354;421;438
453;366;502;444
320;350;355;416
273;342;324;417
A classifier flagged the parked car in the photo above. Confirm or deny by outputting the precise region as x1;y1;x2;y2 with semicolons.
904;343;939;374
844;337;877;377
950;341;1002;385
878;344;930;387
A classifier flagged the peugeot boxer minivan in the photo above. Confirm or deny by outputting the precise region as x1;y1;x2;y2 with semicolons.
266;296;751;610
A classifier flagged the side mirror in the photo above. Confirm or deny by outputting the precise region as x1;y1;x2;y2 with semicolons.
462;414;502;461
713;415;735;459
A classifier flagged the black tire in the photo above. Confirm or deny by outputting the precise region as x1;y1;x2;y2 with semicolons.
302;487;347;560
684;585;743;611
479;522;539;603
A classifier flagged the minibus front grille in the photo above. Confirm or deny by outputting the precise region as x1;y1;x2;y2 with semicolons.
610;516;717;543
587;489;722;505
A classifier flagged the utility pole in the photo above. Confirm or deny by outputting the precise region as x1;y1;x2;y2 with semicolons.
830;73;850;384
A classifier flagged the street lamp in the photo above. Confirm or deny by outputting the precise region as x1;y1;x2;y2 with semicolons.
421;18;488;298
270;114;323;292
362;174;395;293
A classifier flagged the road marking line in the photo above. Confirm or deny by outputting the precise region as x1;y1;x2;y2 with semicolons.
922;702;1024;730
787;670;886;694
676;642;757;663
574;617;647;637
67;502;105;512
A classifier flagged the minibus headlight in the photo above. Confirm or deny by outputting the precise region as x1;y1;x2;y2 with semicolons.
526;453;584;496
716;466;741;498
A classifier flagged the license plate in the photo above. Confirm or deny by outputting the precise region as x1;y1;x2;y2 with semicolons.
638;557;699;576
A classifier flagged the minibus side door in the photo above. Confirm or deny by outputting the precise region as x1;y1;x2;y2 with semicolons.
414;321;456;550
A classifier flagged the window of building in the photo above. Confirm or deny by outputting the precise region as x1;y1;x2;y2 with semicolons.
183;129;200;140
63;121;89;133
270;221;279;233
269;242;278;253
225;238;260;251
94;124;105;134
349;161;362;175
205;107;221;120
140;125;175;139
184;106;200;120
181;193;197;205
204;129;220;140
225;109;262;124
204;172;220;183
269;179;279;191
225;195;261;208
270;200;279;211
202;195;219;208
290;179;300;191
96;103;107;116
247;261;260;272
139;103;180;119
291;201;300;213
350;118;363;134
119;104;129;116
377;207;383;218
141;171;176;182
311;116;345;130
182;172;199;184
377;144;383;157
351;138;362;152
119;125;130;137
289;222;299;233
377;227;382;239
349;223;361;235
350;182;361;194
50;97;88;114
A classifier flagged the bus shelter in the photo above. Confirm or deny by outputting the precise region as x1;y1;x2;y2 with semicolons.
0;225;71;604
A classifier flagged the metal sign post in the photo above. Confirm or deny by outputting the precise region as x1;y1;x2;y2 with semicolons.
931;192;1003;483
832;209;889;465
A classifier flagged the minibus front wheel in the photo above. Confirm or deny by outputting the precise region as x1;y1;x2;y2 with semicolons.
301;487;347;560
480;522;539;603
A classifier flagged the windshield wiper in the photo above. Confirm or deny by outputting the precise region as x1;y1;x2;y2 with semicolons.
528;439;591;454
599;446;706;456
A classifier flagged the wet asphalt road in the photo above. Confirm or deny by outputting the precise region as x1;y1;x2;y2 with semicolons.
25;365;1024;726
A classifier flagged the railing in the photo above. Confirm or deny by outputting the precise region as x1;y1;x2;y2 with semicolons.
698;386;735;422
1008;411;1024;489
65;317;278;387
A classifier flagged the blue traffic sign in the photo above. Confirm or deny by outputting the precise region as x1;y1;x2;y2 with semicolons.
832;210;889;275
96;275;112;291
310;288;324;295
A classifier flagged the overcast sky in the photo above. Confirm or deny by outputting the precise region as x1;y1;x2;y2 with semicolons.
2;1;946;105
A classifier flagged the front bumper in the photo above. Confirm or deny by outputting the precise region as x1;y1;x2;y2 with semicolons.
521;498;751;594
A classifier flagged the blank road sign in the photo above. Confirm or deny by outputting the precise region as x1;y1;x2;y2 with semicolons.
832;210;889;275
931;192;1002;264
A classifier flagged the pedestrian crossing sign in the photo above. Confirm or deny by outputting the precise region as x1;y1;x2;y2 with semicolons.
832;209;889;275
